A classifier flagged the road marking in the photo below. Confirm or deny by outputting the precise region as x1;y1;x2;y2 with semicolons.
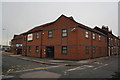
65;65;94;72
45;65;63;69
34;67;46;69
67;67;85;72
93;64;108;70
6;69;14;73
12;65;62;73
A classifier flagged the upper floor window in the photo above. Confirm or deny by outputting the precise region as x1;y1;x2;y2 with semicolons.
99;35;101;40
93;33;96;40
35;46;39;53
85;31;89;38
62;29;67;37
111;38;113;45
115;39;116;44
62;46;67;54
109;38;111;45
24;36;26;41
36;32;39;39
48;30;53;38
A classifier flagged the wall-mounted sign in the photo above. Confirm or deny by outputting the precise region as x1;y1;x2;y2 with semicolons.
28;34;33;41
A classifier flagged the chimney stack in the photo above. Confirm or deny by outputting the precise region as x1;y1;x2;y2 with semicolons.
109;30;112;34
102;25;109;32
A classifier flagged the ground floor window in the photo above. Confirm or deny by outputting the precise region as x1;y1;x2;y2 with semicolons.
93;47;96;54
86;46;89;54
28;46;31;53
62;46;67;54
35;46;39;53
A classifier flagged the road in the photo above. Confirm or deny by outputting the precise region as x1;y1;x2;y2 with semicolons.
2;53;49;75
2;52;119;79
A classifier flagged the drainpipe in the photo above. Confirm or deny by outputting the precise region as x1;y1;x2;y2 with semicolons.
40;30;43;58
91;32;93;59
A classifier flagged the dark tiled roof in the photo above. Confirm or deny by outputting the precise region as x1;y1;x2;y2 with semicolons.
21;14;105;36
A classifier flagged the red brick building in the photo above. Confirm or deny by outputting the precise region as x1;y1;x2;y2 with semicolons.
94;26;120;56
11;35;23;55
11;15;120;60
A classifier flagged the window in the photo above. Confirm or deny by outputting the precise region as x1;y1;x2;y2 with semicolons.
24;36;26;41
62;46;67;54
28;46;31;53
86;46;89;54
48;30;53;38
62;29;67;37
93;33;96;40
35;46;39;53
36;32;39;39
111;38;113;45
99;35;101;40
93;47;96;54
85;31;89;38
115;39;116;44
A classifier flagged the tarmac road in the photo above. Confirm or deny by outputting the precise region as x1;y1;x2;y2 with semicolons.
2;52;119;79
2;53;49;75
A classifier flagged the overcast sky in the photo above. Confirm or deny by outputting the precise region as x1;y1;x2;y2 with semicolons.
1;1;119;45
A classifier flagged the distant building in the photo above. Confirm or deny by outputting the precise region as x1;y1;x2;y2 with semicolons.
10;15;120;60
0;45;10;51
94;26;120;56
11;35;23;54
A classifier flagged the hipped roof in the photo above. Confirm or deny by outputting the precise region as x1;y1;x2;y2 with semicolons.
21;14;105;36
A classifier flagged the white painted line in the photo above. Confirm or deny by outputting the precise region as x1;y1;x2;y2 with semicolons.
12;65;62;73
67;67;85;72
65;65;94;72
83;65;94;68
93;64;108;70
46;65;63;69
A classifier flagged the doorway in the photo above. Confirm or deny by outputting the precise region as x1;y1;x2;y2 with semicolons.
17;49;22;55
46;46;54;58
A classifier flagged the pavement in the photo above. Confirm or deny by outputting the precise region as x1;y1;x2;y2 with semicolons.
2;51;113;66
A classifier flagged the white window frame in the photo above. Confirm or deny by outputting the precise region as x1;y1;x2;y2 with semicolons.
93;33;96;40
62;46;67;54
35;46;39;53
99;35;101;40
85;31;89;38
48;30;53;38
62;29;67;37
36;32;39;39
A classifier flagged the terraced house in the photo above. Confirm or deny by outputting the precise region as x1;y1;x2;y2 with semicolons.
10;15;120;60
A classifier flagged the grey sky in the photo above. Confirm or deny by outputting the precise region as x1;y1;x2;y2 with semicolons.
1;2;118;45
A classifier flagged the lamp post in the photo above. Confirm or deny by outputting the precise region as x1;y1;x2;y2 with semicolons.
2;28;8;46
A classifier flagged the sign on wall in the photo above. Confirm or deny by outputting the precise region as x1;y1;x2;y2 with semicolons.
27;34;33;41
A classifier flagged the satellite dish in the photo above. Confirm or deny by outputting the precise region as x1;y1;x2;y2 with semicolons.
71;28;76;32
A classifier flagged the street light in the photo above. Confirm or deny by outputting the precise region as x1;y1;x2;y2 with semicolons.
2;28;8;46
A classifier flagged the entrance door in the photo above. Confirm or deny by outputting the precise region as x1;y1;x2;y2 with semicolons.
17;49;22;54
46;46;54;58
